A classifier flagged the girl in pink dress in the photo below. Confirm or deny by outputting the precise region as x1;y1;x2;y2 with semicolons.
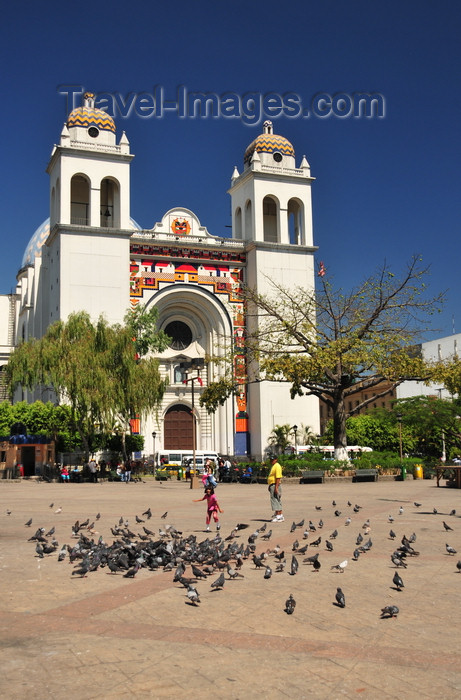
193;486;223;532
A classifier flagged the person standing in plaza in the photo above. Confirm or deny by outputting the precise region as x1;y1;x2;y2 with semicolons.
193;486;223;532
268;456;284;522
88;458;98;483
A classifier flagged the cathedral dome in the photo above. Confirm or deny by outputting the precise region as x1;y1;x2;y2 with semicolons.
21;218;50;268
243;121;295;165
67;92;116;133
21;216;141;268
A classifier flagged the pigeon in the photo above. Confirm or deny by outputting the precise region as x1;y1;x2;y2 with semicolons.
107;559;122;574
332;501;336;506
446;544;457;555
35;543;44;558
443;521;453;532
456;560;461;573
388;514;394;523
330;529;338;539
356;533;363;545
311;536;321;547
264;565;273;579
399;506;403;515
191;564;208;579
142;507;152;518
312;558;321;572
295;519;305;528
433;508;438;515
143;526;154;536
450;509;456;517
345;517;351;526
57;546;67;562
304;552;319;564
414;502;422;508
335;587;345;608
389;529;396;540
290;521;297;533
315;505;322;511
135;515;144;523
331;559;348;573
290;555;299;576
72;561;90;577
123;562;140;578
55;506;62;514
352;548;361;561
173;563;186;582
161;511;168;519
211;572;225;589
380;605;399;619
261;529;272;541
186;585;200;605
391;553;407;568
96;512;101;520
292;539;299;551
49;503;54;508
285;594;296;614
393;571;404;591
6;509;11;515
309;521;316;532
226;564;244;579
325;540;334;552
318;519;323;529
334;510;341;517
25;518;32;527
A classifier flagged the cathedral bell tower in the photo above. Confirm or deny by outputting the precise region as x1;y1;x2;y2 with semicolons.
47;92;132;229
228;120;319;459
44;92;135;325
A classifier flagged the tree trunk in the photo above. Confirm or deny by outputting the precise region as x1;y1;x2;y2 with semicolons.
333;389;349;461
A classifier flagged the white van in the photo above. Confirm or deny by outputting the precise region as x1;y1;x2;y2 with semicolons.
155;450;219;473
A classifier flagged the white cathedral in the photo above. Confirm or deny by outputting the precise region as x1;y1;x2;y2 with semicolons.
0;92;319;460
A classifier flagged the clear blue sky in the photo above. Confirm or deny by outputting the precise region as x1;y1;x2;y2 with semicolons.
1;1;460;339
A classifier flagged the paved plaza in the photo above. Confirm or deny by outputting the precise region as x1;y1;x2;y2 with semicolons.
1;475;461;699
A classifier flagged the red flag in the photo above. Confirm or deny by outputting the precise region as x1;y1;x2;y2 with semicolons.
318;261;326;277
197;377;203;386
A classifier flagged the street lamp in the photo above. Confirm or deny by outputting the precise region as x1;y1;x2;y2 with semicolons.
292;424;298;455
180;358;205;476
152;432;157;466
396;413;403;461
396;412;405;480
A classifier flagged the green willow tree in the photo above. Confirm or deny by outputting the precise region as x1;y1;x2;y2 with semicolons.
7;307;170;461
200;257;444;460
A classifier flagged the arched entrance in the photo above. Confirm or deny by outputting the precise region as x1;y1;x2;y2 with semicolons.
164;405;194;450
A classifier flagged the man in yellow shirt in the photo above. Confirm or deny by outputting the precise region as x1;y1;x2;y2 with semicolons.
267;457;284;522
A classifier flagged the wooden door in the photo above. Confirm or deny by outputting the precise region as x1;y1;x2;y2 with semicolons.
164;405;194;450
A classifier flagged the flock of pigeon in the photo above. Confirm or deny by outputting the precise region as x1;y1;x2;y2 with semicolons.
16;496;459;620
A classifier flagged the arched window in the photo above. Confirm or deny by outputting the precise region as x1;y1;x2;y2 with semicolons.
70;175;90;225
288;198;303;245
100;178;120;228
244;200;252;239
234;207;242;239
263;196;278;242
